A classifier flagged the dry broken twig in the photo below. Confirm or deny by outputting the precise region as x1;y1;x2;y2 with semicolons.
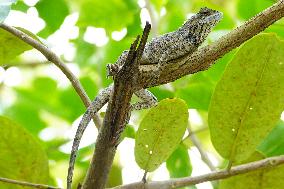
81;23;152;189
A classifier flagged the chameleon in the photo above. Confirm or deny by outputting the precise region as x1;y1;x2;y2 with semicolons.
67;7;222;189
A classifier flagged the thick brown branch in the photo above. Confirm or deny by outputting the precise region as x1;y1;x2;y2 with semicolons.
0;23;102;129
140;0;284;88
0;177;62;189
81;23;151;189
110;155;284;189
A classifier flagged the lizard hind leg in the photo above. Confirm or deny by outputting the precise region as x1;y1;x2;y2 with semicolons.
131;89;158;111
66;85;113;189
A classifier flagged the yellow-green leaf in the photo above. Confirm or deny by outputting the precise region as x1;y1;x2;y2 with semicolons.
209;34;284;164
135;98;188;172
0;28;32;65
0;116;49;189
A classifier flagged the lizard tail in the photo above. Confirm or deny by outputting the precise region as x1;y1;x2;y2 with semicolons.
67;110;93;189
66;85;113;189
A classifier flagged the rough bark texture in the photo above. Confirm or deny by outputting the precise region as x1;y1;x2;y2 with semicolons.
81;23;151;189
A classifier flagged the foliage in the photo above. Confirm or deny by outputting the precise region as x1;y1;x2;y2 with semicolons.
0;116;49;189
135;98;188;172
209;34;284;164
0;0;284;188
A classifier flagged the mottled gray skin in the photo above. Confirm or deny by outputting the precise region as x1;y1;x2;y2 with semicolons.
67;7;222;189
115;7;223;67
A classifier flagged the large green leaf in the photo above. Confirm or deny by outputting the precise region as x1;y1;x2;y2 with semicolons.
0;0;17;23
166;144;192;178
258;121;284;157
77;0;138;32
36;0;69;37
220;152;284;189
209;34;284;164
0;116;49;188
135;98;188;172
0;28;32;64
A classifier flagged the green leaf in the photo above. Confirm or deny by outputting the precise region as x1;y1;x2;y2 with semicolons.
166;144;192;178
258;121;284;157
36;0;69;37
209;34;284;163
121;124;136;139
174;49;235;111
11;0;29;12
265;24;284;40
149;86;175;101
176;82;214;110
0;116;49;188
0;28;32;64
220;151;284;189
106;164;123;187
0;0;17;23
77;0;138;32
135;98;188;172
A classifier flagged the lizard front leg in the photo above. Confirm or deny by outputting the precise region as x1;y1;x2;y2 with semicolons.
67;84;113;189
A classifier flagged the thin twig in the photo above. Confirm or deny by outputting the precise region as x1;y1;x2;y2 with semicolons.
187;126;215;171
110;155;284;189
0;23;102;129
0;177;62;189
1;61;52;69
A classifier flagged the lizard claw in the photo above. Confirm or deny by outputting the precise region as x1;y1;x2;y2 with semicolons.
106;63;120;78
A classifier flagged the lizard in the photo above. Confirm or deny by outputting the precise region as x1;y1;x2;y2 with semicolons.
67;7;223;189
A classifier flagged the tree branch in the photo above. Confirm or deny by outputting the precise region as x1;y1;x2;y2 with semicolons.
110;155;284;189
0;23;102;129
139;0;284;89
187;126;215;171
0;177;62;189
81;23;152;189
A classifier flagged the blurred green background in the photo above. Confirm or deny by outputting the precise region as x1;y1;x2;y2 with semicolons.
0;0;283;188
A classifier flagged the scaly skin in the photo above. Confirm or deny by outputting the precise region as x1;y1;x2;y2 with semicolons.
67;7;222;189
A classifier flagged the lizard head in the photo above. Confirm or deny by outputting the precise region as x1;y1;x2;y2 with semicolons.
181;7;223;45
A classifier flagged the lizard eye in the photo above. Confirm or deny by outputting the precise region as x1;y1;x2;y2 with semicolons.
200;7;211;14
